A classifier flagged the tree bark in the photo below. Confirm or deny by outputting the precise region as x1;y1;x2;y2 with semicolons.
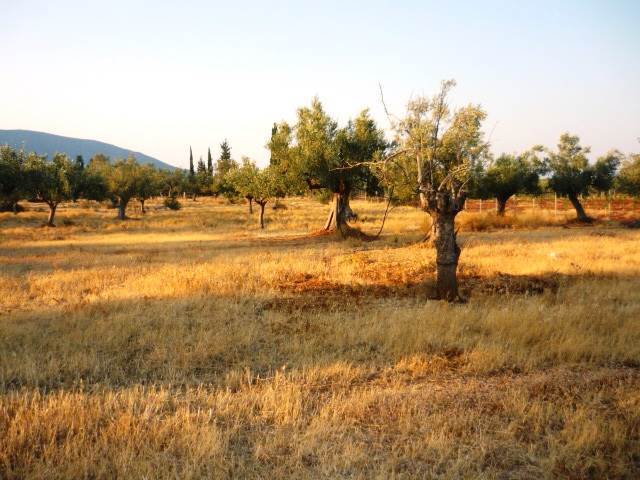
46;202;57;227
140;199;146;215
430;211;461;301
257;201;267;228
117;199;128;220
323;185;355;233
496;196;509;216
568;193;591;222
247;196;253;214
425;190;466;302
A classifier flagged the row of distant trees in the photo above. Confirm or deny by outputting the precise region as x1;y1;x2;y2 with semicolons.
468;136;640;222
2;120;639;232
0;140;263;226
0;149;185;225
2;82;640;300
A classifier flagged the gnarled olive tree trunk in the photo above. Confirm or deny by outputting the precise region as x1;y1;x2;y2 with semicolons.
323;183;356;233
496;196;509;216
568;193;591;222
247;196;253;214
257;200;267;228
117;199;129;220
426;191;466;301
46;202;58;227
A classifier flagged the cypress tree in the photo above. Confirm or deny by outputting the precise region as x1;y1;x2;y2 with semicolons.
197;156;206;174
189;146;195;178
207;147;213;174
217;140;235;175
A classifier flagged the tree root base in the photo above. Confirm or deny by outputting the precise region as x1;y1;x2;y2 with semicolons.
323;225;379;241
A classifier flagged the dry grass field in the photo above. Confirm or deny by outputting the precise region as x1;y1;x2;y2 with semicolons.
1;197;639;479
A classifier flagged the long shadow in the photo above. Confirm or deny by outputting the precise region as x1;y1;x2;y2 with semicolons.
2;268;638;394
1;224;637;280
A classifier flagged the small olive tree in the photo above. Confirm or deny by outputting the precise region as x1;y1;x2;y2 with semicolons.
473;151;541;215
135;164;162;214
617;153;640;197
24;153;72;226
97;157;141;220
226;157;259;213
0;145;26;213
545;134;620;222
228;162;280;228
252;166;281;229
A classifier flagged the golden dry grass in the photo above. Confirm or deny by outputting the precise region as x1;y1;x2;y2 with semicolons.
1;197;639;479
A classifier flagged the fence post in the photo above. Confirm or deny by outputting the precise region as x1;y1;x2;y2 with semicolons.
554;193;557;216
479;198;482;213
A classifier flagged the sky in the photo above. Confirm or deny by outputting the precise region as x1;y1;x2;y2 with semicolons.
2;0;639;168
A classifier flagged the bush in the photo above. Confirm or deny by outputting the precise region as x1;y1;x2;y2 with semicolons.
164;196;181;210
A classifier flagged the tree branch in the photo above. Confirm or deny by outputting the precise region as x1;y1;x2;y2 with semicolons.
305;177;326;190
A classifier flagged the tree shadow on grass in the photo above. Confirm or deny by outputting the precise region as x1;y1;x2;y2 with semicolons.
1;268;637;394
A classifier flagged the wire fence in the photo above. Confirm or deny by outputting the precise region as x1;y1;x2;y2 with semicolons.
464;195;639;219
358;193;640;220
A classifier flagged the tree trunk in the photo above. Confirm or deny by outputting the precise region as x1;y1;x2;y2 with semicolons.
496;196;508;216
257;201;267;229
424;190;466;302
430;211;461;301
47;202;57;227
117;200;128;220
568;193;591;222
140;199;146;215
323;186;355;233
272;197;280;210
248;197;253;214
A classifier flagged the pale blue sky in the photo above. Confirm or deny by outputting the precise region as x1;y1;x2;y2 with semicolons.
2;0;639;168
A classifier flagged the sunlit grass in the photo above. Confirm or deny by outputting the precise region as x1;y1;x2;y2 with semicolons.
1;197;639;478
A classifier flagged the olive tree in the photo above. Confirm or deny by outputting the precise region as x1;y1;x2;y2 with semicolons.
617;153;640;197
278;98;386;234
228;161;280;228
0;145;26;213
135;164;162;214
252;166;281;229
24;153;72;226
226;157;259;213
592;150;622;195
383;80;489;301
98;157;141;220
545;134;620;222
474;151;541;215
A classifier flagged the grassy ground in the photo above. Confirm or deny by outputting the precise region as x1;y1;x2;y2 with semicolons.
1;197;639;479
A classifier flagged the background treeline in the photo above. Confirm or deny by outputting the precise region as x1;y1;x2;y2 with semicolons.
2;99;640;229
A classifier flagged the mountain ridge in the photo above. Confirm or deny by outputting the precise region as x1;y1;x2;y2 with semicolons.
0;129;177;170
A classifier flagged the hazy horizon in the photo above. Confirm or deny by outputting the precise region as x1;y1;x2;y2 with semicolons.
2;0;639;168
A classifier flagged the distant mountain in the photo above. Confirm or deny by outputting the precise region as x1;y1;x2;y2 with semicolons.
0;129;177;170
